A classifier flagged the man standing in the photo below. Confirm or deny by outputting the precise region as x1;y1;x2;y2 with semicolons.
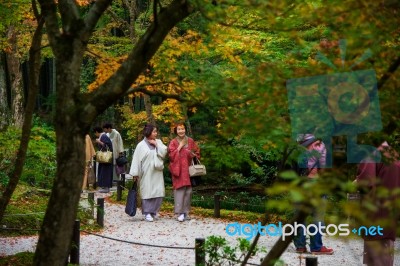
103;123;124;181
293;134;334;255
354;140;400;266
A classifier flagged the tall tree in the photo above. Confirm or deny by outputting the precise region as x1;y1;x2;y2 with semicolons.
1;0;399;265
0;0;33;128
28;0;193;264
0;53;8;130
5;25;24;127
0;0;45;232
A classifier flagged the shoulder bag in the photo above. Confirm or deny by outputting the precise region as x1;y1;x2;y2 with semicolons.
116;154;128;166
189;158;206;177
96;146;113;164
154;151;164;171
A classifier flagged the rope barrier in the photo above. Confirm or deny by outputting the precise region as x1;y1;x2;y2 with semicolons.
1;227;194;249
81;230;195;250
3;212;45;217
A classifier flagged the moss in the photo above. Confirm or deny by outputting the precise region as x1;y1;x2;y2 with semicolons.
1;186;48;237
0;252;79;266
0;252;34;266
1;184;102;237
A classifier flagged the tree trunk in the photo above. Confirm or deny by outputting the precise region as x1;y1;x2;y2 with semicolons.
33;57;87;265
0;53;9;130
6;25;24;128
144;93;156;125
33;0;193;264
0;17;44;222
182;103;193;137
34;125;86;265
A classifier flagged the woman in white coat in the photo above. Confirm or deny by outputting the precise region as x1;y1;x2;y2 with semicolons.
129;124;167;222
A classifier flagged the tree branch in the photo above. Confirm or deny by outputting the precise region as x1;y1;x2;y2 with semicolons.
58;0;80;34
377;56;400;89
37;0;61;49
83;0;194;125
83;0;113;42
240;208;308;266
32;0;40;19
153;0;158;27
260;209;307;266
85;48;107;62
106;8;130;32
126;83;186;101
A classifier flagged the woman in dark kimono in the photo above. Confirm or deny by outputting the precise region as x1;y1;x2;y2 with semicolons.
94;126;113;193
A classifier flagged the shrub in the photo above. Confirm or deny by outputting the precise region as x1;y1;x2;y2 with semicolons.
205;236;267;265
0;117;56;190
0;127;20;187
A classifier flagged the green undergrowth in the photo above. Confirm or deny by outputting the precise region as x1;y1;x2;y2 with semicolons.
0;252;78;266
0;183;102;237
0;252;34;266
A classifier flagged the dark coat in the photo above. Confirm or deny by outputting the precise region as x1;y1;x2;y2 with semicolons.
97;133;113;188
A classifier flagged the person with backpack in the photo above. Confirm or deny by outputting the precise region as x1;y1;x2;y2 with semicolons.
293;134;334;255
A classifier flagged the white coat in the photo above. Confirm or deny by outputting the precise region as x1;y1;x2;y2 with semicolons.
129;138;167;199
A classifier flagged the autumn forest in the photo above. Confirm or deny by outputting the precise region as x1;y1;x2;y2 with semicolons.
0;0;399;264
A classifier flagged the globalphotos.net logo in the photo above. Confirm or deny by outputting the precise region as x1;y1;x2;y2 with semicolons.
225;222;383;241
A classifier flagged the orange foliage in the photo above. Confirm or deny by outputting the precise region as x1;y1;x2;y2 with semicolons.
87;54;126;92
76;0;94;6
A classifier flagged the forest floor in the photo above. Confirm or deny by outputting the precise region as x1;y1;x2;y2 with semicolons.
1;189;400;266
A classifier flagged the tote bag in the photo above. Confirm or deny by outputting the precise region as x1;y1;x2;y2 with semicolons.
96;147;113;164
125;182;137;217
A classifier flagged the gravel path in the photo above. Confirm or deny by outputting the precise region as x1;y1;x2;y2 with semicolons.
1;193;400;266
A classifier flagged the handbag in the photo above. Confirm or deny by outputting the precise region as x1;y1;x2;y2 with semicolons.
96;147;113;164
154;151;164;171
125;181;137;217
116;155;128;166
189;158;206;177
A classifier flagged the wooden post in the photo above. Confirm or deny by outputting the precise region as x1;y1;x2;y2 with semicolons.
214;193;221;218
305;256;318;266
117;180;122;201
88;192;95;218
97;198;104;227
195;238;205;266
70;220;80;264
121;173;126;189
93;160;97;189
